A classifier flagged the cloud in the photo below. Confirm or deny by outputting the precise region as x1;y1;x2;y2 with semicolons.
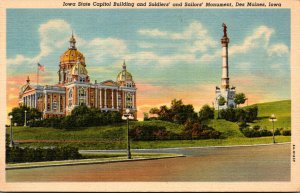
200;25;289;63
135;21;219;67
8;19;128;67
7;19;71;66
138;42;155;49
230;26;274;55
138;28;167;37
199;50;220;63
138;21;217;53
84;38;128;62
267;44;289;56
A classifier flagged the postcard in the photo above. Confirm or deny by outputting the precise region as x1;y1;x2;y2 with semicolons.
0;0;299;192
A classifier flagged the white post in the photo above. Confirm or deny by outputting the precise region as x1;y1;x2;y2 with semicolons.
132;92;135;109
95;87;98;108
44;93;47;112
35;93;37;108
58;94;61;112
117;90;119;110
50;93;52;111
124;91;126;109
29;95;31;108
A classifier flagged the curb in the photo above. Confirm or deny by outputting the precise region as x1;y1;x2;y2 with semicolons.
81;142;291;152
6;155;185;170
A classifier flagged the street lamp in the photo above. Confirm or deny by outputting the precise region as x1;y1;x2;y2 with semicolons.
269;114;277;144
122;108;134;159
9;115;14;148
24;110;27;127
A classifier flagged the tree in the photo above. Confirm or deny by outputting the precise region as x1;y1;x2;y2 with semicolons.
170;99;197;124
8;106;41;126
149;107;159;116
143;113;149;121
217;96;226;119
218;96;226;106
234;93;247;107
199;104;214;121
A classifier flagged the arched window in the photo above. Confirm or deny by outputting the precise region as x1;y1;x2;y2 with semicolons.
79;87;86;105
68;89;73;107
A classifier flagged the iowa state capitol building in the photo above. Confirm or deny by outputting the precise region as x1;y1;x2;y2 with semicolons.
19;34;137;119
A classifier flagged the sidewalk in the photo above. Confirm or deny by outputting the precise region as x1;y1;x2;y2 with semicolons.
6;154;184;170
81;142;291;152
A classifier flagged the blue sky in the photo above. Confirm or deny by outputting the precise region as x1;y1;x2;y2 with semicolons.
6;9;291;115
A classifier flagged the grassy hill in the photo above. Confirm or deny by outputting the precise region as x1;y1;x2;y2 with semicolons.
209;100;291;136
248;100;291;130
6;100;291;150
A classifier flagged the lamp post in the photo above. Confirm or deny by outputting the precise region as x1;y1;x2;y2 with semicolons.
24;110;27;127
9;115;14;148
122;108;134;159
269;114;277;144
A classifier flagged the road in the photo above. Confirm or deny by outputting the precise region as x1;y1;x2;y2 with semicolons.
6;143;290;182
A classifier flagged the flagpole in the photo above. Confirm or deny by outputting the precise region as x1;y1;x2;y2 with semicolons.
37;63;39;87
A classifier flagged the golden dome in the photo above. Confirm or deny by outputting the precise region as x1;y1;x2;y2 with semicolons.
117;61;133;82
60;49;85;65
71;61;88;76
117;70;133;82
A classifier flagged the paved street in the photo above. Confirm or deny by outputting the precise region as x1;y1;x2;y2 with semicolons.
6;143;290;182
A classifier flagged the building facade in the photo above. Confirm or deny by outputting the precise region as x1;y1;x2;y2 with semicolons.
214;23;236;110
19;34;137;119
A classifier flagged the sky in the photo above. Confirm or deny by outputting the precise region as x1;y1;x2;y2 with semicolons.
6;9;290;119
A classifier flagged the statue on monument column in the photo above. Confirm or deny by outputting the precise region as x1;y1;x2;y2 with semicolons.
222;23;227;37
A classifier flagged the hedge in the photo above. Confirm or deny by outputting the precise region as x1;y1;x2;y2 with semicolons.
6;146;82;163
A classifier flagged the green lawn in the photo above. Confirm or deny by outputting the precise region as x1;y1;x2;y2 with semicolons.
206;119;244;138
248;100;291;130
132;136;291;149
6;100;291;150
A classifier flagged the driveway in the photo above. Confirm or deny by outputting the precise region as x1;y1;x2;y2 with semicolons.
6;143;290;182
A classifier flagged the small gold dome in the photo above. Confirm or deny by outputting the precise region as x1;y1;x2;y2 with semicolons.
116;60;133;82
71;61;88;75
117;70;133;82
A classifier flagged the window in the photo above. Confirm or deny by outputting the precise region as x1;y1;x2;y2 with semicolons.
52;101;57;110
79;87;86;105
126;82;132;87
60;96;64;112
68;89;73;107
126;92;133;108
79;76;86;82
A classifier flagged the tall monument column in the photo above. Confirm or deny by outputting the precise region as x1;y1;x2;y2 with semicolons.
221;23;230;89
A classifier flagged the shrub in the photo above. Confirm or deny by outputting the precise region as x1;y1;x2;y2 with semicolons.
240;125;272;138
274;128;282;136
6;146;82;163
219;106;258;123
182;121;221;140
282;129;291;136
30;106;123;129
130;125;170;140
198;105;214;121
